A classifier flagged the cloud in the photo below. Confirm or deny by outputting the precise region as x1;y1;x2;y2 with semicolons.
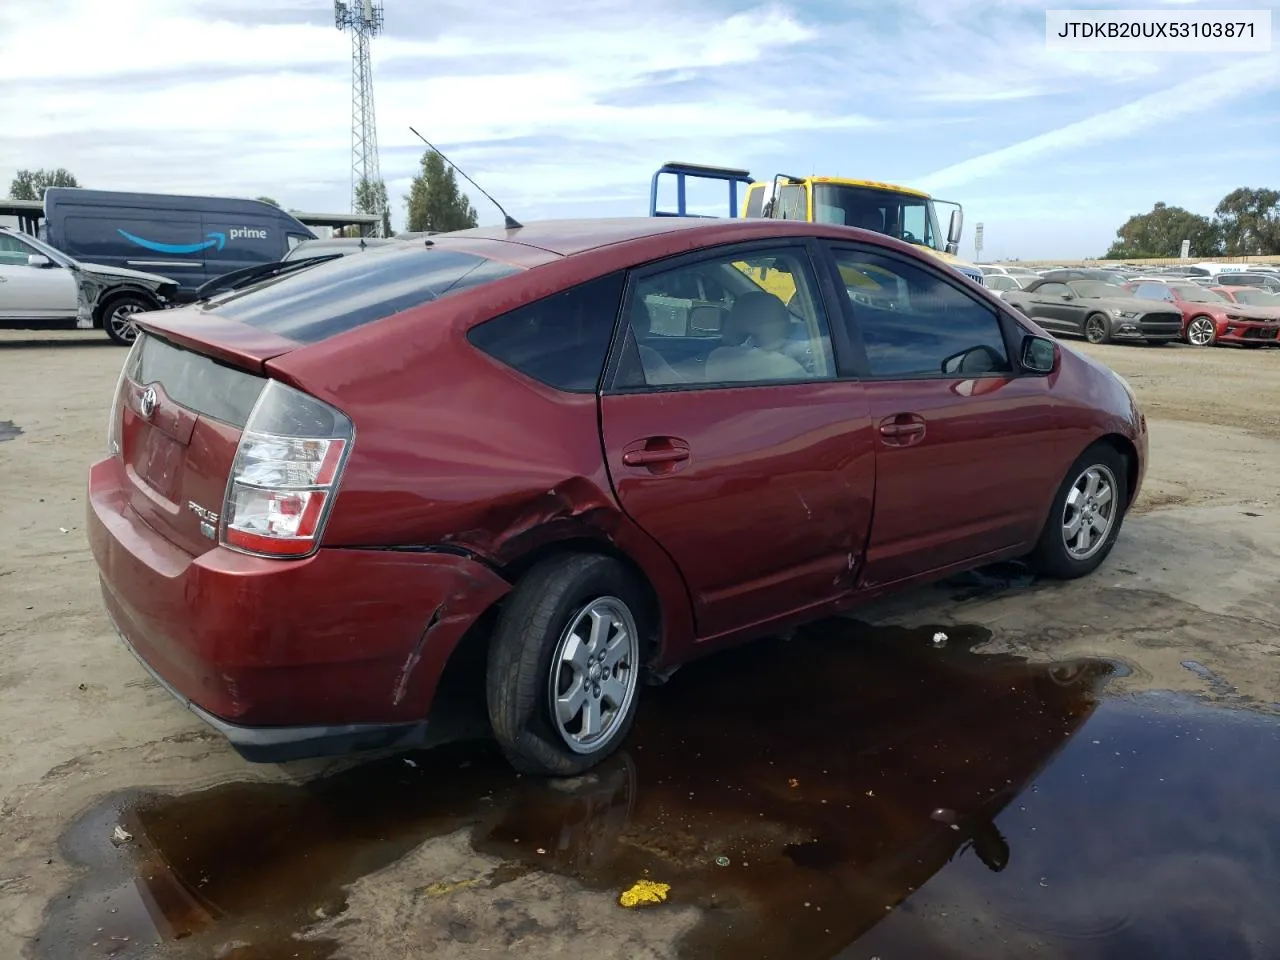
1;0;1277;257
916;55;1280;193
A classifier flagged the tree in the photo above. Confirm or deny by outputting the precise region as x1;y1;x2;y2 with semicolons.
9;167;80;200
403;150;478;233
256;196;280;206
1213;187;1280;256
1102;201;1221;259
354;177;392;237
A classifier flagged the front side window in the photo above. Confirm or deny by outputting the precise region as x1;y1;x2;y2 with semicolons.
468;272;626;393
831;247;1011;378
1035;282;1072;297
1133;283;1173;301
614;247;836;389
0;232;36;266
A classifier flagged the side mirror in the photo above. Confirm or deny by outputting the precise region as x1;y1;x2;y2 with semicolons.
1021;334;1057;375
1061;292;1074;300
941;343;1004;376
947;209;963;245
27;253;53;268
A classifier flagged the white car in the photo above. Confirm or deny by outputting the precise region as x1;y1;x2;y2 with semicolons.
981;274;1026;297
0;227;177;344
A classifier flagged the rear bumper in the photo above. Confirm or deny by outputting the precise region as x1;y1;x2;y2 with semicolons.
88;456;511;758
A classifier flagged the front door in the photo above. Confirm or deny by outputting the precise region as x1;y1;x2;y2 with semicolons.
825;244;1067;588
600;242;875;641
0;233;77;320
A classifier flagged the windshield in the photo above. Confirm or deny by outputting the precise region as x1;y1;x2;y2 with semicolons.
813;184;943;251
1071;281;1127;298
1232;289;1280;306
1173;285;1226;303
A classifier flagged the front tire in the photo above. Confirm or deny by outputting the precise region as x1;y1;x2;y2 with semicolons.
1186;315;1217;347
100;293;153;346
1026;443;1128;579
486;554;646;776
1083;313;1111;345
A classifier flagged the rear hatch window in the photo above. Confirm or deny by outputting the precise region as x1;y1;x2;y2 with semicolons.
199;245;521;343
115;334;266;555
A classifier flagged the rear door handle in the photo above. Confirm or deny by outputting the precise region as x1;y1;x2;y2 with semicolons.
621;437;691;472
623;448;689;466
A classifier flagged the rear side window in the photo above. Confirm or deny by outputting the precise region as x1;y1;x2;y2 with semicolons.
467;272;626;392
204;246;521;344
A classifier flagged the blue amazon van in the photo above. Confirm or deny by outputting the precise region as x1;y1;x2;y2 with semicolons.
42;188;317;301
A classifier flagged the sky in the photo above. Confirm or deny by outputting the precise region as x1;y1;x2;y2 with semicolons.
1;0;1277;260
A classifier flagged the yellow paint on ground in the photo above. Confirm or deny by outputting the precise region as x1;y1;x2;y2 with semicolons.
618;879;671;908
420;878;481;898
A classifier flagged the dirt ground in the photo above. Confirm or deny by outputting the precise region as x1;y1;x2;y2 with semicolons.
1;330;1277;959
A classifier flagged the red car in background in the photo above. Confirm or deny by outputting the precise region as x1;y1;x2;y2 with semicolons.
1125;280;1280;347
1212;285;1280;315
87;216;1147;777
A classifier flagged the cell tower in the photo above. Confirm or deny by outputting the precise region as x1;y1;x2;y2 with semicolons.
335;0;386;236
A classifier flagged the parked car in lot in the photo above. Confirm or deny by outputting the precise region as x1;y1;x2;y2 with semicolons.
1126;280;1280;347
0;225;177;343
1211;272;1280;294
981;274;1026;297
1212;286;1280;311
87;216;1147;776
1037;269;1126;285
1003;278;1183;344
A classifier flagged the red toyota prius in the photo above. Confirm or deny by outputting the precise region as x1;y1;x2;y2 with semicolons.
87;217;1147;776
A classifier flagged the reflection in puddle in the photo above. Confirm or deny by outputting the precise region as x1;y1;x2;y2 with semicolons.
0;420;22;442
40;620;1280;959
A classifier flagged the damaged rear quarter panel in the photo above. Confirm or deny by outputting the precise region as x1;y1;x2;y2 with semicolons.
266;269;697;663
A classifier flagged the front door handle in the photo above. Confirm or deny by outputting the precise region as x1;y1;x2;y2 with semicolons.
878;414;926;447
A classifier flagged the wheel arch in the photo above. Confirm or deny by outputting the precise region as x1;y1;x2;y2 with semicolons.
92;284;165;327
1093;432;1140;508
432;535;678;719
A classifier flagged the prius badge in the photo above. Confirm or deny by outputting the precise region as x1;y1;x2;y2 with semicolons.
187;501;219;540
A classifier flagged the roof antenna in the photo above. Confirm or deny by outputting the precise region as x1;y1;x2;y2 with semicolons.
408;126;522;230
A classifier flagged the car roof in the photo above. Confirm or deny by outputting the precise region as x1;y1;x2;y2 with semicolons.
432;216;869;258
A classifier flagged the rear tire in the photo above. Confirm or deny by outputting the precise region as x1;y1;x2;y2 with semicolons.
486;554;647;777
1026;443;1128;580
100;293;153;346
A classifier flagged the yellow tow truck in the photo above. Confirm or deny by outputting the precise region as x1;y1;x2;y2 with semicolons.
649;162;985;289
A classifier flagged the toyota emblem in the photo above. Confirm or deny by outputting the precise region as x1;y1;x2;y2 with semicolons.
139;386;158;419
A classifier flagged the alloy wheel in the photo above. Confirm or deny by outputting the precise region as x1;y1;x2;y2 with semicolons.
108;302;145;343
1061;464;1118;561
1187;317;1216;346
547;597;639;755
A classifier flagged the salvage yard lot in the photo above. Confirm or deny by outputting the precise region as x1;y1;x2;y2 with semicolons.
1;330;1278;960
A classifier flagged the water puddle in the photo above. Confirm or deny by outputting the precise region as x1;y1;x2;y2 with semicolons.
38;620;1280;959
0;420;22;442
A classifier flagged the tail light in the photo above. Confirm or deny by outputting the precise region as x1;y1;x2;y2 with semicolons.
107;336;144;455
220;380;354;558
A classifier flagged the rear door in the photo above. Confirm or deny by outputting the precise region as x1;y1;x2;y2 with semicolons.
600;241;875;642
823;243;1065;588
